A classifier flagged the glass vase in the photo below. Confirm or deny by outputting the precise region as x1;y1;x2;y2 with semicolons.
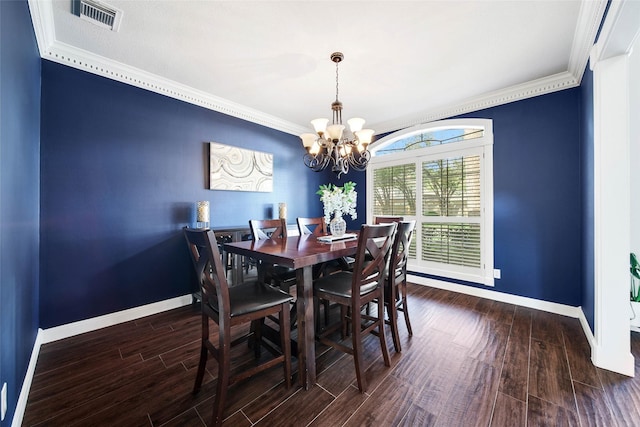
329;212;347;237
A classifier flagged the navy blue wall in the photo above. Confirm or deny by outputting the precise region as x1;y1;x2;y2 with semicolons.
40;63;588;323
581;67;595;330
472;89;582;306
40;61;332;328
0;0;41;422
408;89;583;307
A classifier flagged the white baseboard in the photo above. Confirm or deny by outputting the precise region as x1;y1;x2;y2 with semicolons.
12;329;43;427
409;275;585;318
12;294;194;425
41;294;193;344
577;307;596;349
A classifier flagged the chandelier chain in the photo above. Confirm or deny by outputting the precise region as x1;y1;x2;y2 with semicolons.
335;60;340;104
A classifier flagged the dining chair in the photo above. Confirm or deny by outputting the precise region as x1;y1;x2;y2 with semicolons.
214;232;234;279
297;216;327;236
297;216;345;273
297;216;347;330
385;220;416;353
298;216;355;270
183;227;293;427
374;215;404;224
313;222;397;392
249;218;297;291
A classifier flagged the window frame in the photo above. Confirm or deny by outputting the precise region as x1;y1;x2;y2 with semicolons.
366;118;494;286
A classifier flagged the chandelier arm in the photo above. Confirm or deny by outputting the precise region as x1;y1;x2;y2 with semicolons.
346;149;371;171
304;152;329;172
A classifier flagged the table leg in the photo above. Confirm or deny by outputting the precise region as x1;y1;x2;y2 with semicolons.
296;265;315;389
229;231;244;285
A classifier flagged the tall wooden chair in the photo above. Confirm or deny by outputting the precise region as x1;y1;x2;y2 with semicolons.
250;218;288;240
313;223;397;392
297;216;344;329
374;215;404;224
297;216;343;274
249;218;297;291
385;220;416;352
298;216;355;272
183;228;293;427
297;216;327;236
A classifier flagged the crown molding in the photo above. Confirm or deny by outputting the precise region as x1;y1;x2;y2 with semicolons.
373;0;607;134
28;0;55;57
568;0;608;82
42;41;309;136
591;0;640;64
28;0;605;138
372;71;579;134
28;0;307;136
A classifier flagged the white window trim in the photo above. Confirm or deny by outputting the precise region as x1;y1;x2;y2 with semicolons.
366;118;494;286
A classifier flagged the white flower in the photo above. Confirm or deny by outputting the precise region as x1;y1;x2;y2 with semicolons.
317;182;358;224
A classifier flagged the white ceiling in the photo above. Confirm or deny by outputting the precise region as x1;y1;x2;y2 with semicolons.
28;0;607;136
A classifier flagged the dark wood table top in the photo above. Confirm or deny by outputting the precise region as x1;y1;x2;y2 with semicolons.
224;233;359;269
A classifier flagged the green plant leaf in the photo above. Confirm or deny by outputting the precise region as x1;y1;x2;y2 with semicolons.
631;253;640;280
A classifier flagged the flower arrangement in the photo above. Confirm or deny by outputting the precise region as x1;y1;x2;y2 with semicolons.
317;181;358;224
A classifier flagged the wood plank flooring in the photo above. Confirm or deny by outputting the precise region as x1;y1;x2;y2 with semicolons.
23;284;640;426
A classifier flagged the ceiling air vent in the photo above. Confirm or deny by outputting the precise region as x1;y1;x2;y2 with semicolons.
77;0;122;32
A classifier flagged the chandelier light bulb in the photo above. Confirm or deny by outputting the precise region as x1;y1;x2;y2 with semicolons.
355;129;374;145
347;117;365;133
310;141;321;155
300;133;317;148
326;124;345;141
311;118;329;135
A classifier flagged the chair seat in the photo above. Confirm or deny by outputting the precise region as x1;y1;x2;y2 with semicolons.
207;281;293;317
313;271;377;299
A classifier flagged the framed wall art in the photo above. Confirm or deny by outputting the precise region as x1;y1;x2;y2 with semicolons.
209;142;273;192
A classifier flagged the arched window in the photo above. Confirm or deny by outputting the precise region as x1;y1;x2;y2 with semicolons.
366;119;494;286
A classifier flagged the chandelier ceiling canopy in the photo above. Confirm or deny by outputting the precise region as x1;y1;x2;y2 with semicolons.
300;52;373;178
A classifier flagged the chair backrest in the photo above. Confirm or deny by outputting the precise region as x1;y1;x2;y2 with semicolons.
351;223;397;298
389;220;416;284
249;218;288;241
374;216;404;224
183;227;230;319
296;217;327;237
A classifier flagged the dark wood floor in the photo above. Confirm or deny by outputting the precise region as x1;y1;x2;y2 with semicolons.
23;284;640;426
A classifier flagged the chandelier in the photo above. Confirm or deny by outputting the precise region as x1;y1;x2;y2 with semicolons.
300;52;373;178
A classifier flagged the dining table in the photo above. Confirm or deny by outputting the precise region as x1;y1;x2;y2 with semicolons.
224;232;360;390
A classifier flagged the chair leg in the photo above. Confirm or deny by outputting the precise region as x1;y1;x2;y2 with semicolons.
212;340;231;427
377;296;391;367
352;303;367;393
314;296;322;334
324;300;331;326
341;305;348;339
387;298;402;353
193;315;209;393
400;281;413;336
280;303;292;388
254;318;264;359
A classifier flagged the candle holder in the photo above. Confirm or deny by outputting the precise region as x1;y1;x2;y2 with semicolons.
278;202;287;221
196;201;210;229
